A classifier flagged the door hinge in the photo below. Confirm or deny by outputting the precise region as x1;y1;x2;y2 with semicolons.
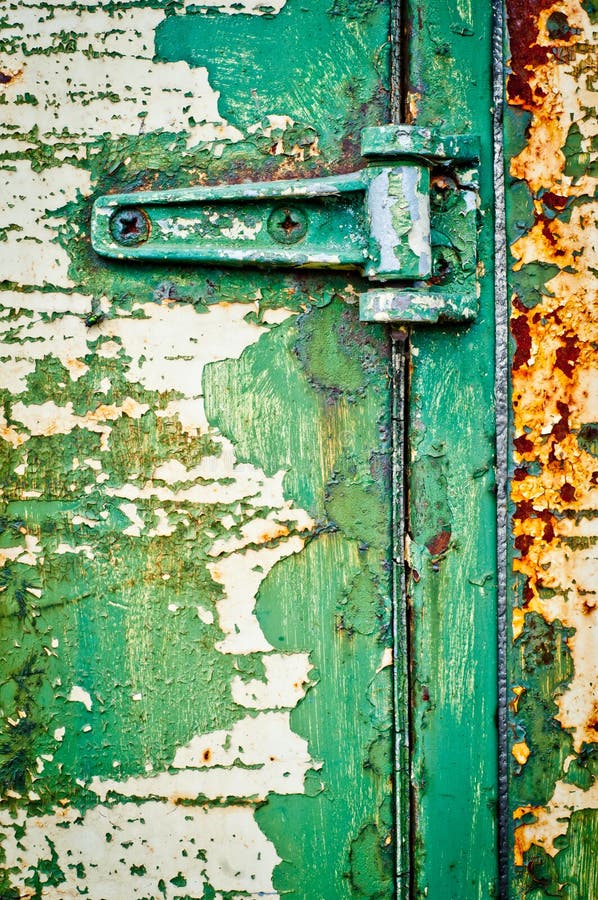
91;126;480;324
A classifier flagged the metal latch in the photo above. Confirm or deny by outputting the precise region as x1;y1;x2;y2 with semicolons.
91;126;480;324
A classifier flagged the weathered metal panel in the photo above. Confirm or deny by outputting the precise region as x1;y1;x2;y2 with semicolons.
504;0;598;896
0;2;397;896
405;1;499;896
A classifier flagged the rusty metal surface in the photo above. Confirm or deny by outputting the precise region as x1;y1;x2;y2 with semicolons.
505;0;598;894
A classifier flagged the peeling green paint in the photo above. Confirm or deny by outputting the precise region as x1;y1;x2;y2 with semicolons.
204;297;394;893
0;0;397;894
154;0;389;151
405;0;498;896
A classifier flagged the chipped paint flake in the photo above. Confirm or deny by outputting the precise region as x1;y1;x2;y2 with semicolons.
68;685;93;711
514;779;598;865
89;711;315;802
210;539;306;654
512;740;531;766
190;0;287;12
230;652;313;708
0;163;91;288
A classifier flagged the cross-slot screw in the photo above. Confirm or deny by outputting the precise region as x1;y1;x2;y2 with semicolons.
109;207;150;246
267;206;308;245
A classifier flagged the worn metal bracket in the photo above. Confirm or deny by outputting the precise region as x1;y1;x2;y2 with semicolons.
91;126;480;324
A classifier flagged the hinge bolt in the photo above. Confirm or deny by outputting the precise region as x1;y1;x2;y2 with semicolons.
267;206;308;244
109;207;150;246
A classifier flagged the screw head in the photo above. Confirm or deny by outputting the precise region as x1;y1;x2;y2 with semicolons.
109;207;150;246
432;247;458;283
267;206;308;245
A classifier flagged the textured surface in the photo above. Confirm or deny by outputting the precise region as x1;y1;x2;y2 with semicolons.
0;2;397;896
405;1;499;897
504;0;598;896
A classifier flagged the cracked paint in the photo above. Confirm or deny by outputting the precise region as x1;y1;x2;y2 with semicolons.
0;165;92;288
0;0;394;895
1;802;281;899
0;4;243;152
0;294;321;892
506;0;598;893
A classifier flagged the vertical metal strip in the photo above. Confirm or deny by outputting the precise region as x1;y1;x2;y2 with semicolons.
390;0;401;124
492;0;509;896
391;328;411;897
390;2;412;895
390;0;408;124
402;1;498;896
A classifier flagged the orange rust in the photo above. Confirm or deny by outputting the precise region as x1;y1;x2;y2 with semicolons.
425;529;451;557
0;67;23;85
258;523;290;543
513;806;544;867
510;686;526;714
513;805;542;820
507;0;598;870
512;741;531;766
512;607;525;641
513;823;536;868
170;793;196;804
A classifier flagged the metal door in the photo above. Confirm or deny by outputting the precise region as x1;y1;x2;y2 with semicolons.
0;1;498;897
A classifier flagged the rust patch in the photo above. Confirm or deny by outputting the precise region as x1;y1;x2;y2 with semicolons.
0;68;22;85
512;741;531;766
513;806;544;867
507;0;598;875
510;686;526;714
511;298;532;370
425;528;451;558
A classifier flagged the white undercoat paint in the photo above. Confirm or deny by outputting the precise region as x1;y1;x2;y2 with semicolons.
516;778;598;859
0;300;316;895
89;711;315;801
231;652;313;708
210;540;306;654
188;0;287;12
0;802;280;898
0;4;242;151
0;0;312;890
68;685;93;712
0;163;92;287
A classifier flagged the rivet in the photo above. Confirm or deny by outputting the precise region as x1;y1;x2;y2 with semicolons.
109;207;150;246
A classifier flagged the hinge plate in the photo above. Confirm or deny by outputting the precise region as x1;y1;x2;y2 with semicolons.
91;127;480;325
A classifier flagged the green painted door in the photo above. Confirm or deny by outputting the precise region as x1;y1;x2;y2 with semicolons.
0;1;498;897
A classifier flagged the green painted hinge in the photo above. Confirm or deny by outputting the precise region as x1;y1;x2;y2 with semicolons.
91;126;480;324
